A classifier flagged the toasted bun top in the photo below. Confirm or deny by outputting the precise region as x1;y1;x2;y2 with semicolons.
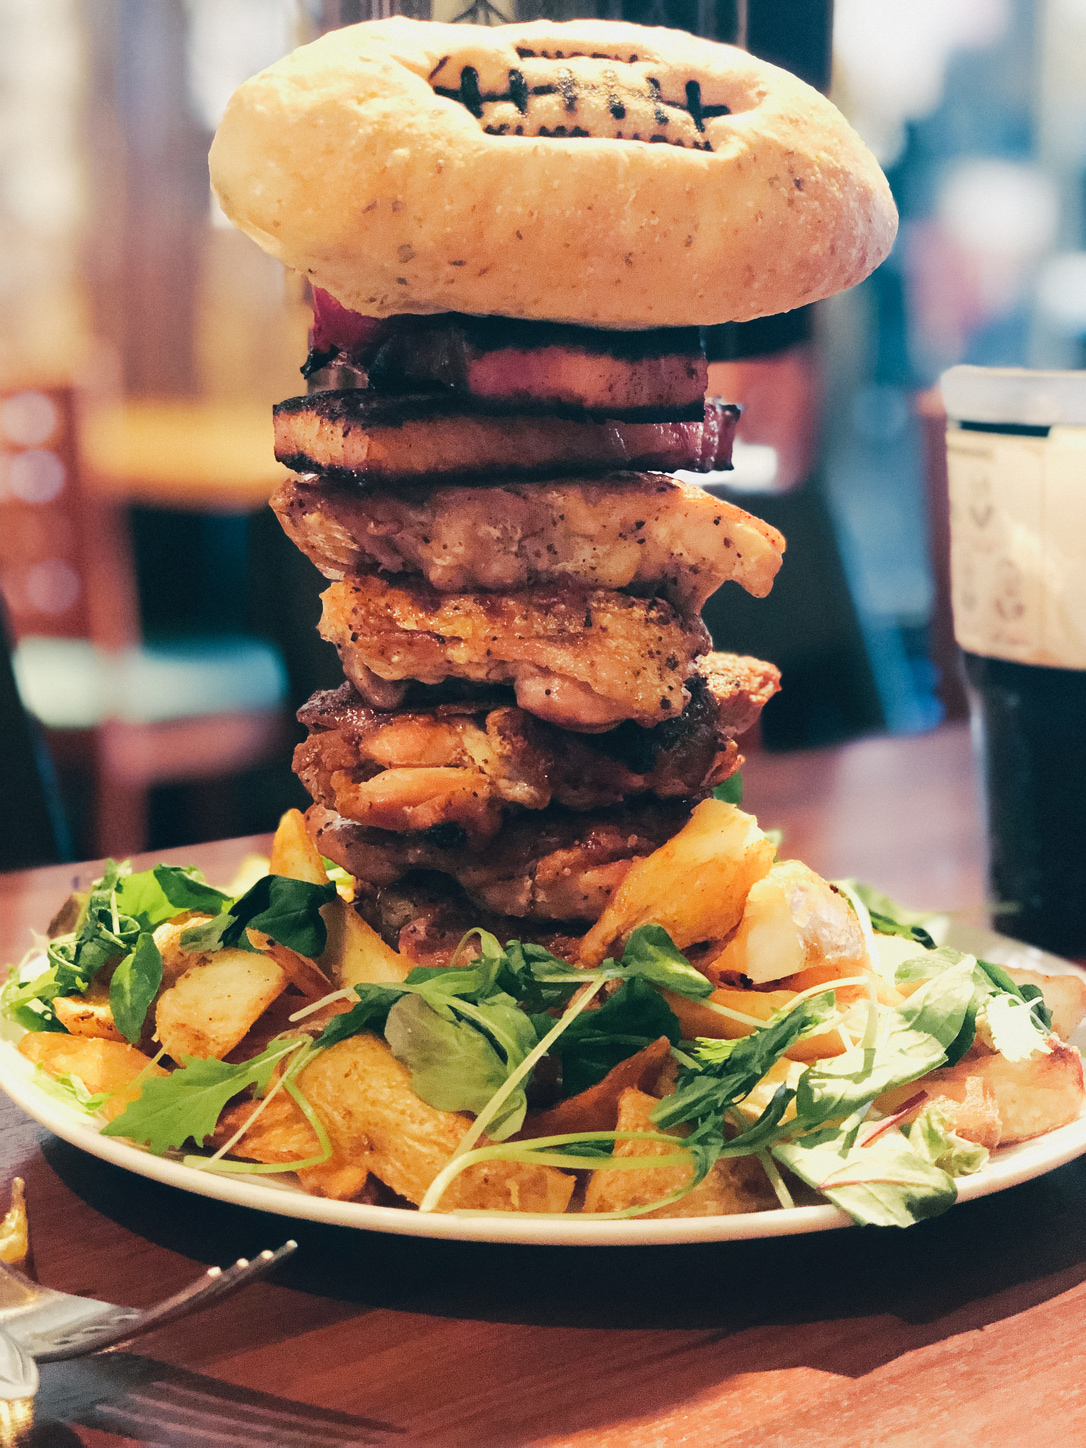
210;17;897;329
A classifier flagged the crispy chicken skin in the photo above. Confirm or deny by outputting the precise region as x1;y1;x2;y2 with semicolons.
293;654;780;842
309;797;694;921
273;391;738;483
272;472;784;612
318;576;711;731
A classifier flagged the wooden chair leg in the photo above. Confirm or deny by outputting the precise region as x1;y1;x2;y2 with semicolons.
93;734;149;858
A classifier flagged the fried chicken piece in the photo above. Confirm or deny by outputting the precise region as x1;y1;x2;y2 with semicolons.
293;654;780;842
319;577;711;731
273;391;738;483
272;472;784;612
308;797;695;921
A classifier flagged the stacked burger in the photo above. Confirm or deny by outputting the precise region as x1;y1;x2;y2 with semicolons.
210;18;896;960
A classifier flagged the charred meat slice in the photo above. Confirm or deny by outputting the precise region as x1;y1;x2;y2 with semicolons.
273;391;738;484
306;295;707;413
272;472;784;612
309;797;695;921
318;576;710;731
292;654;779;841
364;316;708;414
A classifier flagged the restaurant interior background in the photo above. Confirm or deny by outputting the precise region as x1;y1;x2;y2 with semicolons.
2;0;1085;865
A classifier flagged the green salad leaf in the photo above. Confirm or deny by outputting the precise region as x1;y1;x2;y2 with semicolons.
102;1039;302;1154
772;1125;958;1228
109;931;163;1045
181;875;337;958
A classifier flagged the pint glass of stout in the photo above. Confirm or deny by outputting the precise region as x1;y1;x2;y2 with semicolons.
942;366;1086;959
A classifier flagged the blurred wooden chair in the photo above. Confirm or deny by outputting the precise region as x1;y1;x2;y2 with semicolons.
0;384;288;857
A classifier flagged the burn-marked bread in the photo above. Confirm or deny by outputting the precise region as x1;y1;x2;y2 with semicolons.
209;17;897;329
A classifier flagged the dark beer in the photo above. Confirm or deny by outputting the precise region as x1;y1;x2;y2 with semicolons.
963;651;1086;958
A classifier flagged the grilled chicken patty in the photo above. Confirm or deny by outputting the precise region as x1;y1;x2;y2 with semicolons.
293;653;779;841
273;391;738;483
272;472;784;612
309;797;694;921
319;576;710;731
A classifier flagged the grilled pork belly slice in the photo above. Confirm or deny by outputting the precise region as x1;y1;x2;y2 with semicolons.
273;392;738;483
309;798;694;921
319;576;710;731
364;317;708;415
305;297;708;414
272;473;784;612
293;655;779;842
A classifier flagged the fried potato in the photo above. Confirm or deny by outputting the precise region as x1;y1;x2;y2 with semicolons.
18;1034;167;1121
517;1037;672;1139
662;985;852;1062
582;1087;777;1218
152;912;215;988
707;860;868;985
296;1033;574;1213
318;897;410;987
578;799;776;965
53;976;125;1043
1005;968;1086;1044
269;807;329;884
213;1092;374;1201
155;951;289;1062
876;1040;1085;1147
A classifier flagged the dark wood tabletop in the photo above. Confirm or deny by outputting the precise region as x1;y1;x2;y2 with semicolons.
3;722;1086;1448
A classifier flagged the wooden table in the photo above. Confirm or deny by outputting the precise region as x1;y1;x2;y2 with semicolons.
3;723;1086;1447
81;399;290;511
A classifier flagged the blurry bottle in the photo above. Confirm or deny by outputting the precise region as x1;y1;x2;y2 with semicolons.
943;365;1086;958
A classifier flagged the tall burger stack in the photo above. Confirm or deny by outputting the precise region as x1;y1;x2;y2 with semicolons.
210;18;896;960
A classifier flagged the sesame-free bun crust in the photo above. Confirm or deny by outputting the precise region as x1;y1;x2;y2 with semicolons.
209;17;897;328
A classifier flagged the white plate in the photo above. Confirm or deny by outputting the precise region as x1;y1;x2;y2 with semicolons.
2;920;1085;1247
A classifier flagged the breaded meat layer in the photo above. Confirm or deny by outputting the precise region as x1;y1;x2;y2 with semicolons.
272;472;784;612
293;653;779;841
318;576;711;730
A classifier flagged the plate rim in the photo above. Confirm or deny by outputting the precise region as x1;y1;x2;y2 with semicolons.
3;921;1085;1246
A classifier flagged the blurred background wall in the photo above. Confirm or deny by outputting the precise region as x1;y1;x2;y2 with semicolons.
2;0;1085;857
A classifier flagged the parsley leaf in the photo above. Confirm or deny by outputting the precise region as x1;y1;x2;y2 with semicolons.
102;1040;297;1154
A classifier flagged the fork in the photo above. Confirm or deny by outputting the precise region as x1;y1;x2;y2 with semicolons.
0;1240;297;1363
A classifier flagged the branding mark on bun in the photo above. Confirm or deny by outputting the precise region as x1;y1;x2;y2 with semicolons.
430;52;730;152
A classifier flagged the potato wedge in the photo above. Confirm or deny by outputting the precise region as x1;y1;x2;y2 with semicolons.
213;1093;374;1202
54;976;125;1043
517;1037;672;1139
579;799;776;965
269;807;329;884
18;1034;167;1121
296;1033;574;1213
318;897;409;987
155;950;289;1062
152;913;215;988
876;1040;1085;1146
1005;968;1086;1044
662;985;852;1062
582;1087;777;1218
708;860;868;985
